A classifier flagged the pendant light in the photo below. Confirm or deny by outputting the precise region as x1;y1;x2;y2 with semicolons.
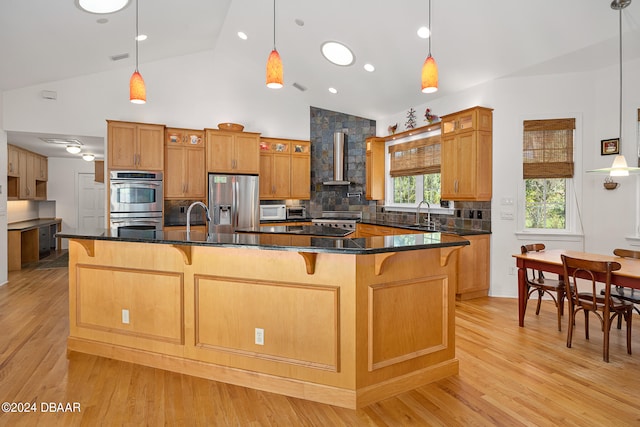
421;0;438;93
266;0;283;89
588;0;640;176
129;0;146;104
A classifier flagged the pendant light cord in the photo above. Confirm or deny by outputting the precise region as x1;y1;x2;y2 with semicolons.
135;0;139;72
428;0;432;56
273;0;276;51
618;7;623;141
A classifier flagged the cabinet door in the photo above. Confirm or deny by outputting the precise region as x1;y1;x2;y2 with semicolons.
365;138;385;201
109;122;137;169
207;132;234;172
185;146;206;198
440;135;457;199
37;156;48;181
454;132;477;199
457;234;490;297
234;134;260;174
8;145;20;177
165;145;186;198
137;124;164;170
272;154;291;199
18;151;36;199
259;154;274;198
290;155;310;199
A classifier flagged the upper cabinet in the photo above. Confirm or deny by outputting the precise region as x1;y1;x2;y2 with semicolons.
365;137;385;201
290;140;311;200
7;145;47;200
8;145;20;177
440;106;493;201
259;138;310;200
205;129;260;174
164;128;206;199
108;120;165;171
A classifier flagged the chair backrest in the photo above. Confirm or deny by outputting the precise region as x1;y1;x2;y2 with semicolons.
613;248;640;259
561;254;622;311
521;244;547;283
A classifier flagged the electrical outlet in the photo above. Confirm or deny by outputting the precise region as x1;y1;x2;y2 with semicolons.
122;309;130;324
476;210;482;219
255;328;264;345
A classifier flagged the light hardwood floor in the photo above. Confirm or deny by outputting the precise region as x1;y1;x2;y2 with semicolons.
1;253;640;426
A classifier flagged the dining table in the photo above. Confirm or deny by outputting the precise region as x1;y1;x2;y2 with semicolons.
512;249;640;327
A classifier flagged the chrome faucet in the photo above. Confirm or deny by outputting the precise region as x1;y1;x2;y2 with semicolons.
186;201;211;236
415;200;427;225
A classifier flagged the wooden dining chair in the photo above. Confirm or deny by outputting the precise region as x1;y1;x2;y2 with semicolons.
561;254;633;362
520;244;565;331
611;249;640;315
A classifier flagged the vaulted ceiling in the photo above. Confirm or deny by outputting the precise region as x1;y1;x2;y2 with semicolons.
2;0;640;158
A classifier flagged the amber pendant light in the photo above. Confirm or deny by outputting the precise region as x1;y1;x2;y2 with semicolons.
421;0;438;93
266;0;283;89
129;0;146;103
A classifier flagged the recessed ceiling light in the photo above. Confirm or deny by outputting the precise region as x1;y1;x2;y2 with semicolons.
237;31;248;40
321;41;355;66
328;87;338;94
364;63;375;72
135;34;147;41
417;26;430;39
77;0;130;14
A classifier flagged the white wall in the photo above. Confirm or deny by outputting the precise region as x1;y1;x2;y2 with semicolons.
0;95;7;284
380;58;640;297
47;157;98;249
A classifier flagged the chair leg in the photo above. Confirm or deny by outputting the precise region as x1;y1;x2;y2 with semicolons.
556;299;562;332
566;310;574;349
617;312;622;330
584;310;590;340
603;315;610;363
535;289;543;315
627;310;633;355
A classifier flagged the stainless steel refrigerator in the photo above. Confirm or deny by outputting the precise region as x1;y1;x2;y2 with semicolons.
208;174;259;231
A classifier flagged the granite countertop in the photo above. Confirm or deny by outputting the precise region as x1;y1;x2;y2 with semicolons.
8;218;62;231
239;225;353;237
359;219;491;236
57;227;469;255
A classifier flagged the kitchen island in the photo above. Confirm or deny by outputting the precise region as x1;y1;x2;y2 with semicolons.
57;228;469;409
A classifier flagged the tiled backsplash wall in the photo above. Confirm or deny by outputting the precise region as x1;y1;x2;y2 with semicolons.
308;106;377;218
375;201;492;232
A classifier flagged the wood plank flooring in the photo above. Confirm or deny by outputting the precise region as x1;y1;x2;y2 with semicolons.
1;253;640;426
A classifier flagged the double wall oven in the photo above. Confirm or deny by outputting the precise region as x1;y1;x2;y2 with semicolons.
109;170;163;236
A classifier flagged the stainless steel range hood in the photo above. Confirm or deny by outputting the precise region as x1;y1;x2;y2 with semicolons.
323;131;351;185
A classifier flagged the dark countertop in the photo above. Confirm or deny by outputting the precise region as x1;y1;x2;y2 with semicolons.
359;219;491;236
8;218;62;231
57;227;469;255
239;225;353;237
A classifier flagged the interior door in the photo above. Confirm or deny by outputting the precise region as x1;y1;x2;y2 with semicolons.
78;173;106;229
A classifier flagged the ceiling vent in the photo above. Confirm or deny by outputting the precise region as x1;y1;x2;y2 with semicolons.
292;82;307;92
110;53;130;62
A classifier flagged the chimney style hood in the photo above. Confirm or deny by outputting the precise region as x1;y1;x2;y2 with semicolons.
323;131;351;185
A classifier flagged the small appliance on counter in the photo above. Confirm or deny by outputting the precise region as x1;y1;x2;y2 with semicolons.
209;173;259;230
286;206;306;220
259;204;286;221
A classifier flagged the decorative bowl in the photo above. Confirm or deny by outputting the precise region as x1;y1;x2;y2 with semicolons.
604;182;619;190
217;122;244;132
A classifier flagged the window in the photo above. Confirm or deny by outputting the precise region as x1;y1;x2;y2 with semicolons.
522;118;575;231
387;134;444;208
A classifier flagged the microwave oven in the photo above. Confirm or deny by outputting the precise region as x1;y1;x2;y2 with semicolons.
259;204;286;221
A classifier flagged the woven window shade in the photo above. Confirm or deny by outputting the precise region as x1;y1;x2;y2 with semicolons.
389;135;441;177
523;118;575;179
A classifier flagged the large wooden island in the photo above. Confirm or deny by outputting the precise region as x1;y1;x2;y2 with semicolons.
57;227;469;409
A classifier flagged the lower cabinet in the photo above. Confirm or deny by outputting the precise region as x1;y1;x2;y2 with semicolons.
456;234;490;300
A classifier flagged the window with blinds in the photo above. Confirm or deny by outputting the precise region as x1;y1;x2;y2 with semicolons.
522;118;575;178
388;135;441;177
